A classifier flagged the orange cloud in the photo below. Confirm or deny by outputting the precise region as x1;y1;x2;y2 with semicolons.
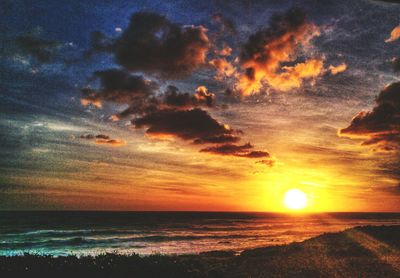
215;46;232;56
236;8;322;95
209;58;236;80
95;139;127;146
385;25;400;43
110;114;120;121
237;57;324;95
80;98;102;108
328;63;347;75
194;86;215;103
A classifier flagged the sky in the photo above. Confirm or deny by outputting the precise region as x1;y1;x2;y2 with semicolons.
0;0;399;212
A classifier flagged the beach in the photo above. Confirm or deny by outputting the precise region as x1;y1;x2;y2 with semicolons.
2;212;400;256
1;225;399;277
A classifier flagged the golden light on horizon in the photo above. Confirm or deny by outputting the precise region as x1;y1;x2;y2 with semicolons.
284;189;308;210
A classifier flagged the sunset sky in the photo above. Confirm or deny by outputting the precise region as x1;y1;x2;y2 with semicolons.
0;0;399;212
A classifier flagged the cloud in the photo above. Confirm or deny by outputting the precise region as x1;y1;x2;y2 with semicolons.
131;106;269;159
236;8;323;95
4;31;61;64
257;159;275;167
133;108;233;141
339;82;400;151
81;68;219;118
194;86;216;107
328;63;347;75
84;31;114;59
80;134;96;140
200;143;269;158
163;85;216;108
80;134;111;140
94;134;110;140
80;70;269;159
81;12;271;162
94;138;127;146
16;35;59;63
81;69;159;112
80;133;126;147
89;12;210;78
385;25;400;43
209;58;236;80
215;46;232;56
391;57;400;72
211;13;236;34
361;133;400;152
193;134;240;144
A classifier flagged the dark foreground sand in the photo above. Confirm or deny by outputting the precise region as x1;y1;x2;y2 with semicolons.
1;225;399;278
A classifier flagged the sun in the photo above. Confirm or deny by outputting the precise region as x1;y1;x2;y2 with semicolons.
284;189;308;210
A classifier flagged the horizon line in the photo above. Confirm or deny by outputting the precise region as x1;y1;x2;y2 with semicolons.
1;210;400;214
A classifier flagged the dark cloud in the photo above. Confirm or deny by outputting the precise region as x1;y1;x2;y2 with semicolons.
131;107;269;159
257;159;275;167
84;31;113;59
4;32;61;64
361;134;400;152
81;69;159;110
133;108;233;141
95;134;110;140
16;35;60;63
241;150;270;158
80;134;95;140
193;134;240;144
80;69;270;159
81;12;270;161
131;105;269;158
201;142;252;155
240;8;308;63
81;69;216;117
201;143;269;158
237;7;323;94
163;85;215;108
80;134;111;140
340;82;400;151
89;12;210;78
80;133;126;147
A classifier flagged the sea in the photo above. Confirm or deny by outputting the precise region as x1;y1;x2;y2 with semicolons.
1;212;400;256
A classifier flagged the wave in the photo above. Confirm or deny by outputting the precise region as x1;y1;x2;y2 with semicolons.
1;229;144;238
1;223;300;239
1;233;278;250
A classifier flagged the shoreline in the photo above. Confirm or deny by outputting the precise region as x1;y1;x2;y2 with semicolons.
1;225;400;277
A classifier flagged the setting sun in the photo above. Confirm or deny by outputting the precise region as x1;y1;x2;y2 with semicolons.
284;189;308;210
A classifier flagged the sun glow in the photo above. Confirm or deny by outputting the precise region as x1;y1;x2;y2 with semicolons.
284;189;308;210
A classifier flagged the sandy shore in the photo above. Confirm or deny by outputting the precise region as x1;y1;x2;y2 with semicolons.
1;225;399;277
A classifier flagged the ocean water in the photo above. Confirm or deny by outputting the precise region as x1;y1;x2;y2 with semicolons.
1;212;399;256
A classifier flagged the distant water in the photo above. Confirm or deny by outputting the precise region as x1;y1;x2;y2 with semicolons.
1;212;400;256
